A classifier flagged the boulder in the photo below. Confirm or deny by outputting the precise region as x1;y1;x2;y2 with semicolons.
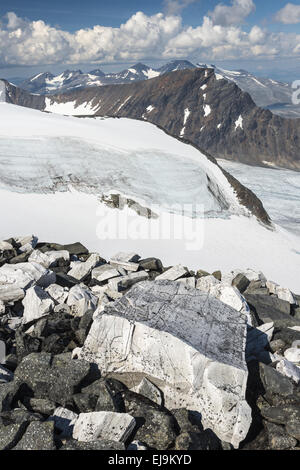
68;253;102;281
46;284;69;304
0;365;14;384
29;250;69;269
60;439;125;450
108;271;149;292
48;407;78;437
0;262;56;290
134;377;163;406
73;411;136;443
110;252;140;272
266;281;297;305
92;264;120;283
284;348;300;364
0;422;28;450
197;276;251;324
276;358;300;384
67;284;98;317
0;285;24;303
22;286;55;324
259;363;294;399
13;421;56;450
76;280;251;448
156;265;188;281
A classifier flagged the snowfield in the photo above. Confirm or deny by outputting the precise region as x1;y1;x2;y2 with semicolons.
0;103;299;293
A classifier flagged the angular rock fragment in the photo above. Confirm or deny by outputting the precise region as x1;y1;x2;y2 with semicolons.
0;364;14;384
92;264;120;283
67;284;98;317
108;271;149;292
48;407;78;437
60;439;125;450
29;249;69;269
110;252;140;272
77;280;251;448
134;377;163;406
246;322;274;363
22;286;55;324
0;285;24;303
284;348;300;364
259;363;294;398
73;411;136;443
176;277;196;288
0;261;56;290
276;358;300;384
156;265;188;281
13;421;56;450
68;253;102;281
265;421;297;450
266;281;297;305
0;422;28;450
46;284;69;304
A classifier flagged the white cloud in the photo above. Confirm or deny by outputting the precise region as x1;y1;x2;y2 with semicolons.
164;0;199;15
0;9;299;67
274;3;300;24
208;0;256;26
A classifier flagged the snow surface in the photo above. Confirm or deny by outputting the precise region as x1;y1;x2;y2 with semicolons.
235;115;243;130
204;105;211;117
45;98;99;115
218;159;300;238
0;103;299;293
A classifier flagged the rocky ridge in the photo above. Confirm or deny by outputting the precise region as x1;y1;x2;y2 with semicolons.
0;235;299;450
2;68;300;170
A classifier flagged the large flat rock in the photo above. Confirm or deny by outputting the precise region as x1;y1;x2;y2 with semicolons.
77;280;251;447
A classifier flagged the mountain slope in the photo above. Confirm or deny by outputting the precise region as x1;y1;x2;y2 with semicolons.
197;64;300;119
5;69;298;170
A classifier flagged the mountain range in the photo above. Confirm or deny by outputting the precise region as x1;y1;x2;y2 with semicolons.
15;60;299;119
2;67;299;170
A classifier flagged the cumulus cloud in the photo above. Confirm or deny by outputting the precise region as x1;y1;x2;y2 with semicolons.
274;3;300;24
164;0;199;16
208;0;255;26
0;10;299;67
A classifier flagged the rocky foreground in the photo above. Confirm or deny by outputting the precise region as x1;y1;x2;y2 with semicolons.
0;235;299;451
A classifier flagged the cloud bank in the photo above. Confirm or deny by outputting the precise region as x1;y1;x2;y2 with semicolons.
0;7;299;67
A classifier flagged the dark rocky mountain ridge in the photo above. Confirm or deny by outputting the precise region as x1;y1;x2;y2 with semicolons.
5;68;298;171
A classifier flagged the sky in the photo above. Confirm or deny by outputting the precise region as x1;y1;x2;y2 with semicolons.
0;1;299;81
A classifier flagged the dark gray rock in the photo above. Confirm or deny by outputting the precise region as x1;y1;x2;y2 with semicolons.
245;294;292;327
0;408;43;425
175;429;222;450
13;421;56;450
232;273;250;293
264;421;297;450
0;422;28;450
14;352;100;407
259;363;294;399
60;438;125;450
123;390;177;450
138;258;163;272
23;398;56;415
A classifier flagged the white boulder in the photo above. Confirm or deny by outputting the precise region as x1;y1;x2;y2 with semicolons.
48;407;78;437
67;284;98;317
77;280;251;448
284;348;300;364
92;264;120;283
68;254;101;281
266;281;297;304
110;253;140;272
0;262;55;290
156;265;188;281
73;412;136;443
46;284;69;304
22;286;55;324
276;358;300;384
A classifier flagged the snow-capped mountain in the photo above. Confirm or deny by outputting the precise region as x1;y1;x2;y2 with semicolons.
197;64;300;118
1;101;300;291
19;60;196;95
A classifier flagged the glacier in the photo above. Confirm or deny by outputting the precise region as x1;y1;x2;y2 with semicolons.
0;102;299;293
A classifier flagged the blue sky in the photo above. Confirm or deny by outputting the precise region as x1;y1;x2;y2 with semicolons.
0;1;299;81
